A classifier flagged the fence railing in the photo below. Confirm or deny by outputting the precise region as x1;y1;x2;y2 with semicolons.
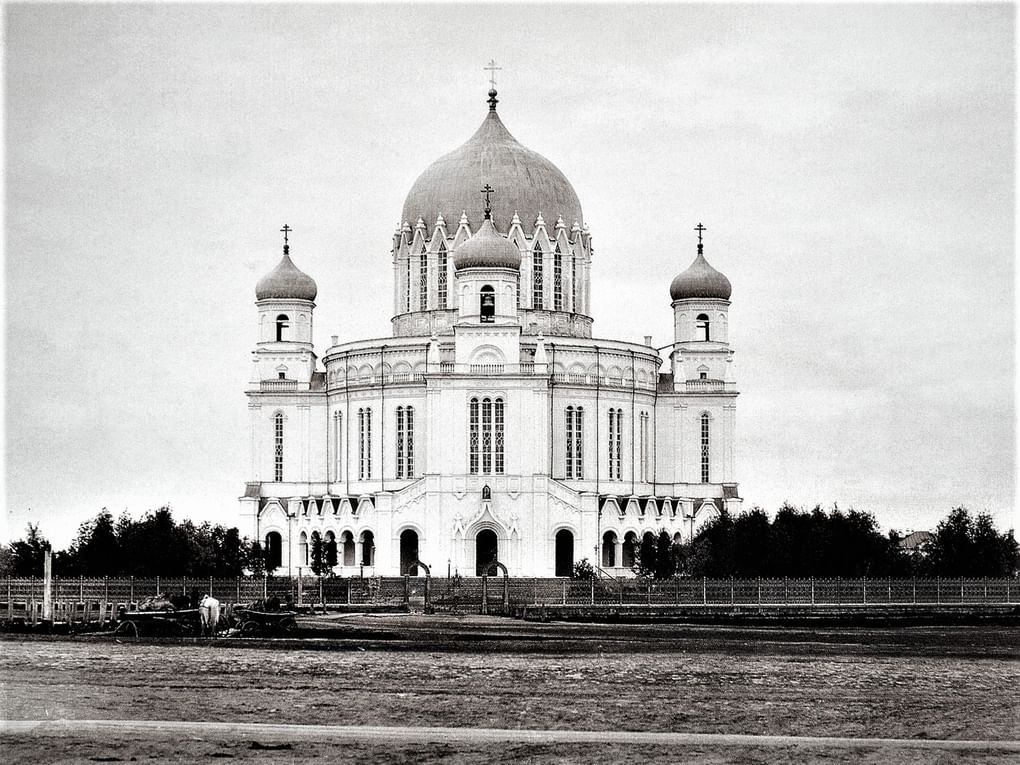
3;575;1017;620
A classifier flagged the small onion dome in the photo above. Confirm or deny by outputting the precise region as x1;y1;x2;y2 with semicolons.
256;251;318;301
669;252;732;301
453;217;522;271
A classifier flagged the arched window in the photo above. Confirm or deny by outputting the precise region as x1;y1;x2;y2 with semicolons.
532;242;543;309
400;529;420;575
553;245;563;310
469;397;505;475
565;406;584;479
275;314;290;342
299;531;309;567
359;530;375;566
437;241;448;309
419;246;428;311
622;531;637;569
273;413;284;482
341;531;355;566
264;531;282;572
479;285;495;323
602;531;618;568
700;412;710;483
333;411;342;481
358;408;372;480
396;406;414;479
608;408;623;480
324;531;337;571
696;313;710;341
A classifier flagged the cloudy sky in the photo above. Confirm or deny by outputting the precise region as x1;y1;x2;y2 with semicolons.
5;3;1015;547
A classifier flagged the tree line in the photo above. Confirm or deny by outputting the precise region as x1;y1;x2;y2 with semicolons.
622;505;1017;580
0;507;265;578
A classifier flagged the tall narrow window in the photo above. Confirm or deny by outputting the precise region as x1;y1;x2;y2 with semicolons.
608;408;623;480
469;397;480;474
565;406;584;479
469;397;504;474
532;242;543;309
700;412;710;483
359;407;373;480
333;411;342;481
515;271;521;309
696;313;711;341
404;255;411;312
419;246;428;311
437;242;447;309
275;315;289;342
396;406;414;479
553;246;563;310
639;411;649;482
273;413;284;481
571;255;577;312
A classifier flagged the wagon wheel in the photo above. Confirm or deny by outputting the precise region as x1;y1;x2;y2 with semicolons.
278;616;297;634
115;620;138;638
240;620;261;637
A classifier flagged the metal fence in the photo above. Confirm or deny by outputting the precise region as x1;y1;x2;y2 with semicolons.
2;576;1017;623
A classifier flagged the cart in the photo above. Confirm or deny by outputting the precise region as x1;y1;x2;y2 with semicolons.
233;608;298;637
114;608;202;637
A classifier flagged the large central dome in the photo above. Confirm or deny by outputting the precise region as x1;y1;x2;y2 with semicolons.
401;92;583;235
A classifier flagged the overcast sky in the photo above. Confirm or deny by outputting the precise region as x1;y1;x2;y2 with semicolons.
5;3;1015;548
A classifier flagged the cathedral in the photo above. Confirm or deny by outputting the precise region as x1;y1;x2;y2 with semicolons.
239;86;741;578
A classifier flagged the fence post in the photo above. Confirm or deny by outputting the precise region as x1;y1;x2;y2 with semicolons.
863;576;867;605
810;577;815;605
481;576;488;615
983;578;987;603
262;574;268;601
426;576;432;612
756;577;761;605
104;578;109;617
646;581;651;606
156;575;160;596
503;576;509;613
320;577;325;610
403;575;409;605
590;576;595;606
1007;578;1011;604
702;576;707;605
730;576;734;605
296;576;303;606
236;577;241;605
675;577;679;605
130;576;135;606
888;577;892;603
7;578;12;622
960;580;964;602
183;576;187;595
936;577;940;605
347;578;352;605
562;579;567;606
912;578;916;604
79;575;84;604
533;578;539;606
209;576;214;598
784;577;789;605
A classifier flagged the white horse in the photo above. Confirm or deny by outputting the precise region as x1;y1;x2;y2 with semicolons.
199;594;221;637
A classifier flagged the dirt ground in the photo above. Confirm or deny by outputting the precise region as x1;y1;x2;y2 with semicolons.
2;615;1019;763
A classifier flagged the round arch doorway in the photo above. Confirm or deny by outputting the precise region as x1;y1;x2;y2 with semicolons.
555;529;574;577
400;529;420;576
475;529;498;576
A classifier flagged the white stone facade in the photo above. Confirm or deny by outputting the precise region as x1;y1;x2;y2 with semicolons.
240;93;741;577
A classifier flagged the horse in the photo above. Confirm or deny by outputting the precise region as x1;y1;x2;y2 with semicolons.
198;594;221;637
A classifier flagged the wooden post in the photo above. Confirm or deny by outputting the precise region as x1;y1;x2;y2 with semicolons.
863;577;867;605
156;575;160;596
7;578;12;622
562;579;567;605
403;575;409;605
590;576;595;605
130;576;135;607
502;576;508;613
297;575;303;606
646;581;651;606
319;577;325;610
756;577;761;605
888;577;892;603
481;575;488;615
104;578;109;620
42;549;53;625
209;576;214;598
1007;578;1011;604
784;577;789;605
811;577;815;605
534;578;539;605
703;576;707;605
912;578;916;604
236;577;241;605
730;576;734;605
262;574;268;601
347;578;352;605
425;576;432;611
79;575;84;604
937;577;941;605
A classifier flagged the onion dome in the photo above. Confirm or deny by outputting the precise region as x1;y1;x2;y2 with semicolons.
401;89;582;235
670;224;732;301
453;216;522;271
256;228;318;301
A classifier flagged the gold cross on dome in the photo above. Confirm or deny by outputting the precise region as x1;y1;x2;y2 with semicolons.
694;222;706;244
280;224;292;245
484;59;502;89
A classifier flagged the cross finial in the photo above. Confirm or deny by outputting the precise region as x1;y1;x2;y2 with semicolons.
280;224;292;254
484;59;501;89
480;184;494;219
694;222;706;254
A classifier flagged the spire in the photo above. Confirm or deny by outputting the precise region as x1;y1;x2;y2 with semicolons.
695;222;706;256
